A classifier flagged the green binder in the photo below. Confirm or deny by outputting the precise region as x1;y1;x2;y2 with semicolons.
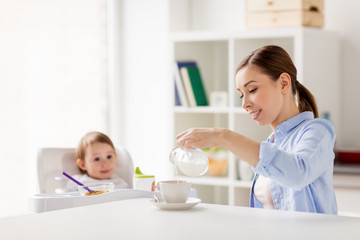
186;66;208;106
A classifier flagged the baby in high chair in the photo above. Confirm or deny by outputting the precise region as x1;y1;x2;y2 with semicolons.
64;131;129;192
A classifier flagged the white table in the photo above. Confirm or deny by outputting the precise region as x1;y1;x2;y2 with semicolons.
1;198;359;239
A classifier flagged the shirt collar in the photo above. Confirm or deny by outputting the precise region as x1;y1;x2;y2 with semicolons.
274;111;314;136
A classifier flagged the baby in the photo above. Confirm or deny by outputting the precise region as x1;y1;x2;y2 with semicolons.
64;131;129;192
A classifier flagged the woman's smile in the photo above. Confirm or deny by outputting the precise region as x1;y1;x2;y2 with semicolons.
249;109;262;120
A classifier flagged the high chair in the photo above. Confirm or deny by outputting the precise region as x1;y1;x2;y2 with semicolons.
32;146;196;213
37;146;134;193
30;146;165;213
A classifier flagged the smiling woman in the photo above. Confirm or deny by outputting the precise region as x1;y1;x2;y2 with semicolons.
176;45;337;215
0;0;108;217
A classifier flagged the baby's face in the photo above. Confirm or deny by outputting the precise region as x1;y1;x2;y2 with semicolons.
83;142;116;179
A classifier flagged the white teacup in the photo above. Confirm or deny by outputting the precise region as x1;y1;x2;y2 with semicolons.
157;180;191;203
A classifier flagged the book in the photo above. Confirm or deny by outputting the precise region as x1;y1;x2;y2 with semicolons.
173;61;191;107
174;61;208;107
176;61;197;70
174;82;181;106
179;66;197;107
186;66;208;106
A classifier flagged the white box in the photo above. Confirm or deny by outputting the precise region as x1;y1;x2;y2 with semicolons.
210;91;228;107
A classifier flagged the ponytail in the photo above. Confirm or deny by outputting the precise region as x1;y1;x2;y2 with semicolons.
295;81;319;118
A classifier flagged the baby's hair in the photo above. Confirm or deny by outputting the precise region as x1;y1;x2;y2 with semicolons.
76;131;115;161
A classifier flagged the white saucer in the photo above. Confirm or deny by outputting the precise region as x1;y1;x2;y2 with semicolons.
150;197;201;210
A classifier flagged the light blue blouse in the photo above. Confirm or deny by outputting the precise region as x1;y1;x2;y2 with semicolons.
250;111;338;214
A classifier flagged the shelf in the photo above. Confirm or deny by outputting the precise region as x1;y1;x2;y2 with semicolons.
174;106;247;114
333;174;360;189
176;176;252;189
169;0;341;209
234;180;252;188
170;2;340;206
333;164;360;175
170;30;230;42
233;107;247;114
174;106;230;114
177;176;231;187
170;28;329;42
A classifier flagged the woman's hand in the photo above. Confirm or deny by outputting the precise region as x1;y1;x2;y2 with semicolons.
176;128;225;149
176;127;261;166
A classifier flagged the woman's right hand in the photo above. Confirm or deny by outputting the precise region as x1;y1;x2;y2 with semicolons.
176;128;226;149
177;128;261;167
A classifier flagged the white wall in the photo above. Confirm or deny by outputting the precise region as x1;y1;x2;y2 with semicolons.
121;0;172;180
0;0;108;217
0;0;172;219
324;0;360;148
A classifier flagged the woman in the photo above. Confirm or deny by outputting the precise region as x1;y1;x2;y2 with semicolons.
176;45;337;214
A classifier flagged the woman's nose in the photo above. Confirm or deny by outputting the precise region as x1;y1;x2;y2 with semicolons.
241;95;251;110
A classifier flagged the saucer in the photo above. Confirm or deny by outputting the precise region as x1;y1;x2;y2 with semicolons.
150;197;201;210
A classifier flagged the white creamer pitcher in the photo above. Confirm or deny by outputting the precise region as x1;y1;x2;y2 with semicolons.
169;147;209;177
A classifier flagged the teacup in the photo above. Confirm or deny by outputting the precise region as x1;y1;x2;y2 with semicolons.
157;180;191;203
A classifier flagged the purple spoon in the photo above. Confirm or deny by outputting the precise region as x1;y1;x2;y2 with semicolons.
62;172;94;194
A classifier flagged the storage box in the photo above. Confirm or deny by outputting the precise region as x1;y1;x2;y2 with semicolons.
246;0;324;28
203;148;228;177
337;150;360;164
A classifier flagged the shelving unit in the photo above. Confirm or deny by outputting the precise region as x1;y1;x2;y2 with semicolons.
169;1;340;207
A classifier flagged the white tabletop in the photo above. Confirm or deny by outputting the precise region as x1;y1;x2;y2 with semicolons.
1;198;360;239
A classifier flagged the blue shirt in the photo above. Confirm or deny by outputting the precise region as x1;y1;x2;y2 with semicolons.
250;111;338;214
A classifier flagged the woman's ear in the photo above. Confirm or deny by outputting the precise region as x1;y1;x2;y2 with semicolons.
279;72;291;94
76;159;87;171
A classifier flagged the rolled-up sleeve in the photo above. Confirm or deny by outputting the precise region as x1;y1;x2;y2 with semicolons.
253;120;335;190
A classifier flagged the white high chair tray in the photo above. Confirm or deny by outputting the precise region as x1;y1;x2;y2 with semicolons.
28;189;158;213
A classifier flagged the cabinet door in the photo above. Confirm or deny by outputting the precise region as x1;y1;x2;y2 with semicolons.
335;188;360;215
334;174;360;215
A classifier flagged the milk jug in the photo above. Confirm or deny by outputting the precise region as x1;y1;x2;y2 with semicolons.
169;147;209;177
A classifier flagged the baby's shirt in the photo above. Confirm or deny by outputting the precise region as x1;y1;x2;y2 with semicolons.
64;174;129;192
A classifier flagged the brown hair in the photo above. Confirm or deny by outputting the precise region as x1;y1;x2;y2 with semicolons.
77;131;115;160
235;45;318;118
